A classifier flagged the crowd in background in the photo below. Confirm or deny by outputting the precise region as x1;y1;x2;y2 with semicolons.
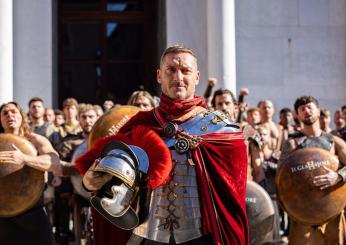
2;77;346;245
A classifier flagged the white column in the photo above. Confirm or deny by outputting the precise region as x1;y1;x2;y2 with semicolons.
13;0;54;109
207;0;237;93
0;0;14;103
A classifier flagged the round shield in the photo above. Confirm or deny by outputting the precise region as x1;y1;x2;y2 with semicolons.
88;105;139;148
246;180;275;245
276;147;346;225
0;133;45;217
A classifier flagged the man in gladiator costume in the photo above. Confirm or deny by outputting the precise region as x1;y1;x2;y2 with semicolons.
280;96;346;245
79;45;249;245
0;102;61;244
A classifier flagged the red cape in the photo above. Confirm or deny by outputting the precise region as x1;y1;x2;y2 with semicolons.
193;133;249;245
78;110;249;245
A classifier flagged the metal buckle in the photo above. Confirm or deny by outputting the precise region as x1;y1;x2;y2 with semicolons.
174;138;190;154
163;122;178;138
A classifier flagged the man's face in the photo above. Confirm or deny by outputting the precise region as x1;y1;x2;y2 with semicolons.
0;104;23;132
247;110;261;125
297;102;320;126
63;105;78;120
342;108;346;120
157;52;200;100
215;93;236;118
334;111;345;128
55;115;65;126
44;109;55;124
259;127;270;144
259;101;274;120
79;110;97;134
133;96;153;111
280;112;293;127
29;101;45;120
103;100;114;111
319;115;330;130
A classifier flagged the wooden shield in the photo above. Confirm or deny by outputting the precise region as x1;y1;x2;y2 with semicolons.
72;106;139;197
276;147;346;225
88;106;140;148
246;180;275;244
0;133;45;217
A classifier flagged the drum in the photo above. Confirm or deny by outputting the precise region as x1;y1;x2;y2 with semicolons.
246;180;275;244
0;133;45;217
88;105;139;148
276;147;346;225
73;106;139;197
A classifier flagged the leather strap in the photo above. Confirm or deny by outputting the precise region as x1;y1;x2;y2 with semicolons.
337;166;346;182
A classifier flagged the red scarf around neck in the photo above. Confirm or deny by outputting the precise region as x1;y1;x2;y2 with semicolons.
157;93;207;119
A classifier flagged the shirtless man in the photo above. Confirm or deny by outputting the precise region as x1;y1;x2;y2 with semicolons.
280;96;346;245
246;108;261;128
211;88;238;121
319;108;332;133
0;102;61;245
258;100;282;151
332;110;346;141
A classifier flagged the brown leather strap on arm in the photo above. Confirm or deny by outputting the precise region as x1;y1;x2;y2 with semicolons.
337;166;346;182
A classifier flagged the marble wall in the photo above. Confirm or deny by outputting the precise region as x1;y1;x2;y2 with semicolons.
236;0;346;120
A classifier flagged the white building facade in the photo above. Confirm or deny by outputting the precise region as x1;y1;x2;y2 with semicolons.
0;0;345;116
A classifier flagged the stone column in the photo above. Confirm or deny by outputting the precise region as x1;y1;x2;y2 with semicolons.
0;0;14;103
207;0;237;93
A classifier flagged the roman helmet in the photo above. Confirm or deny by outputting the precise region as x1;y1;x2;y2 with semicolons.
76;125;173;230
91;140;149;230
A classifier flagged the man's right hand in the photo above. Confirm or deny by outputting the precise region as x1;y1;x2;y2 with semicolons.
83;159;112;191
207;78;217;87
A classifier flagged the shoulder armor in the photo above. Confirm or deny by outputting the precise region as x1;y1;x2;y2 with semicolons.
289;131;334;151
288;131;304;139
181;110;240;135
164;110;240;147
323;132;334;144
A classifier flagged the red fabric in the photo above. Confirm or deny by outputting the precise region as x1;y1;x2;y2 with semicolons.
75;133;129;175
129;126;172;189
120;112;249;245
75;126;172;189
91;208;131;245
77;98;248;245
156;93;206;119
192;132;249;245
75;126;173;245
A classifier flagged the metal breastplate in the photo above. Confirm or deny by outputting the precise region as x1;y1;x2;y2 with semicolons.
293;132;334;151
133;150;202;243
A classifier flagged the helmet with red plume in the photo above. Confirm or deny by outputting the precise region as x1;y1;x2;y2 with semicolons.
75;126;172;229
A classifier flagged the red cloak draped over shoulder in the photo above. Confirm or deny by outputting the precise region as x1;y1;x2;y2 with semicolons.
77;94;249;245
193;132;249;245
119;111;249;245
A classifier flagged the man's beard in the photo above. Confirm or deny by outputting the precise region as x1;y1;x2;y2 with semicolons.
31;114;43;120
302;116;318;125
83;126;92;134
222;109;234;120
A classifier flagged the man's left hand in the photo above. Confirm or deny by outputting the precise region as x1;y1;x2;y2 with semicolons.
313;166;341;190
0;144;26;166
